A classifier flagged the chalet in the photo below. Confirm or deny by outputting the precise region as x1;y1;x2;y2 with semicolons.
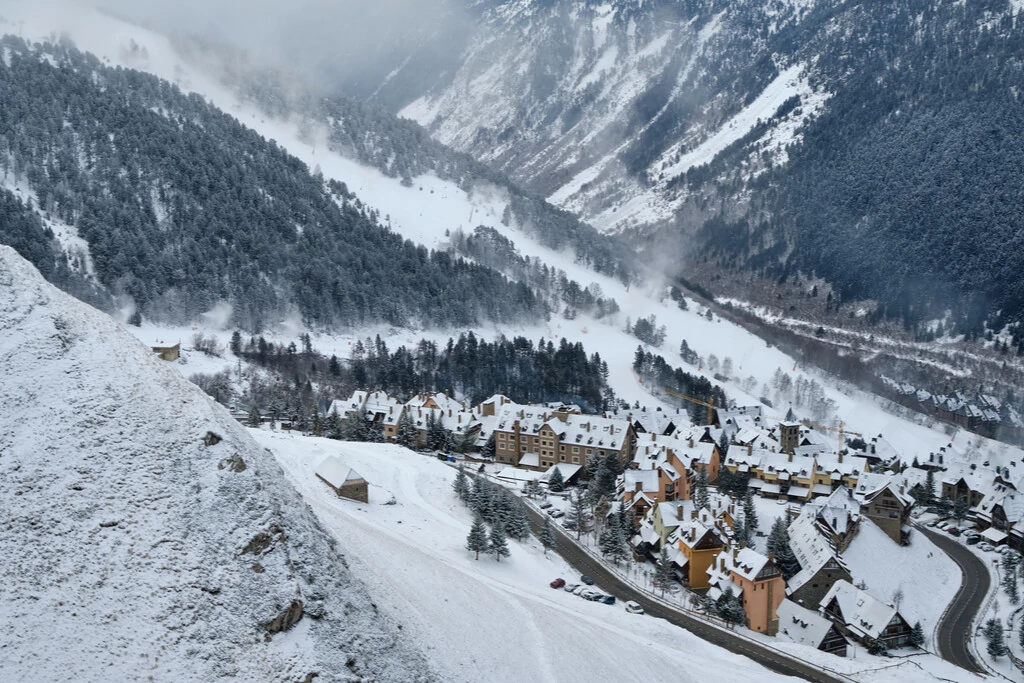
974;485;1024;551
853;474;914;545
707;545;786;635
820;580;913;650
777;599;848;657
315;457;369;503
786;508;853;610
152;342;180;361
673;508;728;589
805;486;861;552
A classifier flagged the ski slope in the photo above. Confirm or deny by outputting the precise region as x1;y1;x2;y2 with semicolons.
253;430;795;683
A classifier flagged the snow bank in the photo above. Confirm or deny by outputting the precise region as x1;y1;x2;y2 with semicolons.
0;246;430;681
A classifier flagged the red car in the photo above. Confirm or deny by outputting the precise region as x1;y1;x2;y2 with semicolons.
550;578;566;589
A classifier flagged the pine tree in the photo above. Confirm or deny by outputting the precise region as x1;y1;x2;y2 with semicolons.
489;522;511;562
505;500;530;541
694;468;710;511
655;544;674;595
548;466;565;493
246;406;261;428
602;521;629;564
327;409;343;440
867;638;888;656
925;469;936;504
471;476;492;520
767;517;801;580
453;466;471;504
311;410;323;437
540;516;556;556
229;330;242;355
128;310;142;327
396;409;418;449
743;488;759;538
466;516;489;560
481;432;496;460
565;489;589;540
984;618;1007;658
364;417;384;443
1019;614;1024;651
1003;553;1020;605
909;622;925;648
716;588;745;625
953;496;968;522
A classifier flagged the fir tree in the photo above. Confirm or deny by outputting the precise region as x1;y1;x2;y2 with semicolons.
489;522;511;562
481;432;496;460
396;409;418;449
909;622;925;648
246;406;261;428
471;476;492;519
548;466;565;493
128;310;142;327
466;516;489;560
1003;553;1019;605
505;500;531;541
655;544;674;595
924;469;936;504
767;517;801;580
984;618;1007;658
453;465;471;504
327;409;343;440
716;588;745;625
867;639;888;656
694;468;710;511
565;489;589;540
601;521;629;564
229;330;242;355
540;516;556;556
364;417;384;443
743;488;759;537
953;497;969;522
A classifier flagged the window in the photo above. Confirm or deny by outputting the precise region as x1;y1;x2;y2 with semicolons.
573;447;579;454
498;442;505;450
572;456;579;464
586;449;593;455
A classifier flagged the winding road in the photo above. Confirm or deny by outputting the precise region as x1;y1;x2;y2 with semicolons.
523;504;844;683
915;525;990;674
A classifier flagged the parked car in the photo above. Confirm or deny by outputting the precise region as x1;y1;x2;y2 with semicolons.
563;583;580;593
539;501;553;509
550;578;566;589
573;585;587;595
549;509;565;518
966;535;981;545
580;575;595;585
601;595;616;605
980;543;995;552
580;589;603;601
625;600;645;615
998;546;1014;555
948;528;963;536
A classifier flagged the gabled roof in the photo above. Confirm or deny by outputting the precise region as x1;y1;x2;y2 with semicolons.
820;580;900;640
786;510;848;594
777;600;844;650
315;456;364;488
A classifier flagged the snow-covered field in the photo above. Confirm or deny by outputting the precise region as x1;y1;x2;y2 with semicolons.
842;521;959;650
252;430;797;683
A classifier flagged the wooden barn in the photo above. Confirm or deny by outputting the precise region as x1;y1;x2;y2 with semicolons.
315;456;368;503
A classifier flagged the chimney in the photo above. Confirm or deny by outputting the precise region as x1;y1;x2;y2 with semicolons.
676;505;683;521
748;444;753;455
691;509;698;521
689;438;695;448
732;547;739;559
788;453;793;462
839;452;844;463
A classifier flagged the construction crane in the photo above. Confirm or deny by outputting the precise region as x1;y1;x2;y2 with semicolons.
659;388;716;425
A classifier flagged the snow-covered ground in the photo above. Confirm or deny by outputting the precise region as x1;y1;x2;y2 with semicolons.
0;246;428;681
252;430;797;683
842;521;959;650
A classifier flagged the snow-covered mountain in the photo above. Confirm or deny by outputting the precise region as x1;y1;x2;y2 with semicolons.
0;245;431;681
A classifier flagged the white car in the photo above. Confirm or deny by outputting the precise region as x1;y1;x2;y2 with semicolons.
980;543;995;552
563;583;581;593
625;601;645;615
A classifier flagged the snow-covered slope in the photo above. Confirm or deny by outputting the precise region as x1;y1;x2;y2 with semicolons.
0;245;430;681
254;431;794;683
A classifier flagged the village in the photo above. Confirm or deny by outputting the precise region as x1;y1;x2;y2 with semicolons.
272;386;1024;671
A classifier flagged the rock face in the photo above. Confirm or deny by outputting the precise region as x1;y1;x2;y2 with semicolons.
0;246;433;681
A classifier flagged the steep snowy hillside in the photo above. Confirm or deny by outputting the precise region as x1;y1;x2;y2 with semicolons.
0;246;431;681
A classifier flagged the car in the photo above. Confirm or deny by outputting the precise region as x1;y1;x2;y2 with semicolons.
998;546;1014;555
580;589;602;601
601;595;616;605
948;528;963;536
549;509;565;518
580;575;595;585
539;501;553;509
573;585;587;595
625;600;645;615
980;543;995;552
966;535;981;545
550;578;565;589
563;583;580;593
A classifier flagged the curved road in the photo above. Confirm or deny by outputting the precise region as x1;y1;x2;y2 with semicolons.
916;525;990;674
524;506;843;683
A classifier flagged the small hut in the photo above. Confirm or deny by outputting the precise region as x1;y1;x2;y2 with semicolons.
315;456;369;503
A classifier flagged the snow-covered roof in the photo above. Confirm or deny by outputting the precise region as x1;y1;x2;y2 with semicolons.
807;486;861;536
623;469;660;493
540;463;581;482
853;472;914;508
315;456;363;488
820;580;899;640
777;600;842;650
786;509;847;595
